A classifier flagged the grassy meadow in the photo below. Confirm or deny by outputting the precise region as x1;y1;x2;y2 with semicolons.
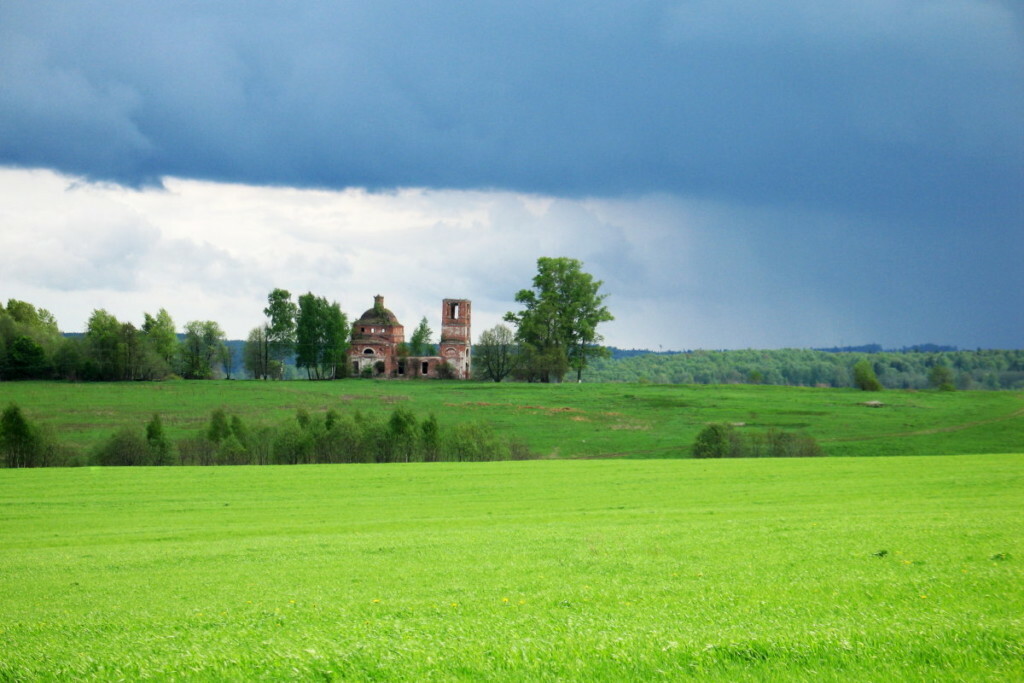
1;455;1022;680
2;379;1023;459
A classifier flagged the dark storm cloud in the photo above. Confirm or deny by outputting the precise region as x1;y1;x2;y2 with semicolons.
2;2;1022;349
2;1;1021;226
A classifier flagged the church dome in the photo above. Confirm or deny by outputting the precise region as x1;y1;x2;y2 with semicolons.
354;295;400;326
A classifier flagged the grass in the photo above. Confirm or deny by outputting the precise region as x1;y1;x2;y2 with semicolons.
1;455;1021;679
2;380;1022;458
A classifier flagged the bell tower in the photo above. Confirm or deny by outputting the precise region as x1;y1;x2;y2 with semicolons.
440;299;471;378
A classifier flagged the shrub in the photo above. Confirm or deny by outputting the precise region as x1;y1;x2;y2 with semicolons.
693;423;741;459
230;415;248;442
146;414;173;466
694;423;824;459
1;403;41;468
272;423;313;465
762;429;824;458
177;436;218;466
853;360;883;391
420;414;440;462
929;364;956;391
443;422;507;462
217;434;250;465
207;409;232;443
387;407;419;462
95;427;152;466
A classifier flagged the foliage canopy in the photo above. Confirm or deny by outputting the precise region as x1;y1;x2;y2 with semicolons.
505;257;613;382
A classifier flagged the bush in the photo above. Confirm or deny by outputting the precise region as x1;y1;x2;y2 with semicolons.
436;362;457;380
95;427;152;466
272;424;313;465
758;429;824;458
693;423;742;459
83;406;539;467
694;423;824;459
853;360;883;391
1;403;41;467
442;422;509;462
207;409;232;443
929;364;956;391
217;434;250;465
146;414;174;466
177;436;218;466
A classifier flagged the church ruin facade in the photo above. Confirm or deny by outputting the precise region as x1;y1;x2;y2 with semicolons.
348;295;472;379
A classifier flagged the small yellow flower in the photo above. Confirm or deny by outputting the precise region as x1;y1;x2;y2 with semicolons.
502;597;510;603
372;599;381;604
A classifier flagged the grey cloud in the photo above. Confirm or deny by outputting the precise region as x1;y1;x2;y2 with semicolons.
1;2;1020;224
2;217;159;292
1;2;1021;348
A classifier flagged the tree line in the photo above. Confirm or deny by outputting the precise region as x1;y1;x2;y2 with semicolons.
0;288;351;382
2;256;618;384
245;289;351;380
0;402;535;468
577;348;1024;390
0;300;233;382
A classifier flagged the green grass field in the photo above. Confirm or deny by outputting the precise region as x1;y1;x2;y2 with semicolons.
1;456;1021;680
2;380;1023;458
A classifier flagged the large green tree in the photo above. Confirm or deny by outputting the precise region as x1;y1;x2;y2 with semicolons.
0;299;62;380
263;288;298;371
244;325;271;379
475;323;520;382
3;336;49;380
180;321;227;379
85;309;128;380
409;317;434;356
504;257;613;382
142;308;178;373
295;293;350;379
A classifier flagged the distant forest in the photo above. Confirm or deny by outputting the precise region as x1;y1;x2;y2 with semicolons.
3;298;1022;389
590;348;1024;390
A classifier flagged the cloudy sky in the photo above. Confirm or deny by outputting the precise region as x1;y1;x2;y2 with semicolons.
2;2;1021;349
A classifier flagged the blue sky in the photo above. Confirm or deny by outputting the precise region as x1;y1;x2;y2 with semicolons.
1;2;1021;349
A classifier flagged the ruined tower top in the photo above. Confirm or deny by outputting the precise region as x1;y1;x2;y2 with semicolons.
440;298;471;344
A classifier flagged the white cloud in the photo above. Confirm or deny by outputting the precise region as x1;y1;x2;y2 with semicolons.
0;168;1019;350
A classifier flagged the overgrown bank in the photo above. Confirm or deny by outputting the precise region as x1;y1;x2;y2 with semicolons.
2;404;535;467
1;381;1021;462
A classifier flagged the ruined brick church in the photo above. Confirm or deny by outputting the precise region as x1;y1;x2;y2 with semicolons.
348;295;472;379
